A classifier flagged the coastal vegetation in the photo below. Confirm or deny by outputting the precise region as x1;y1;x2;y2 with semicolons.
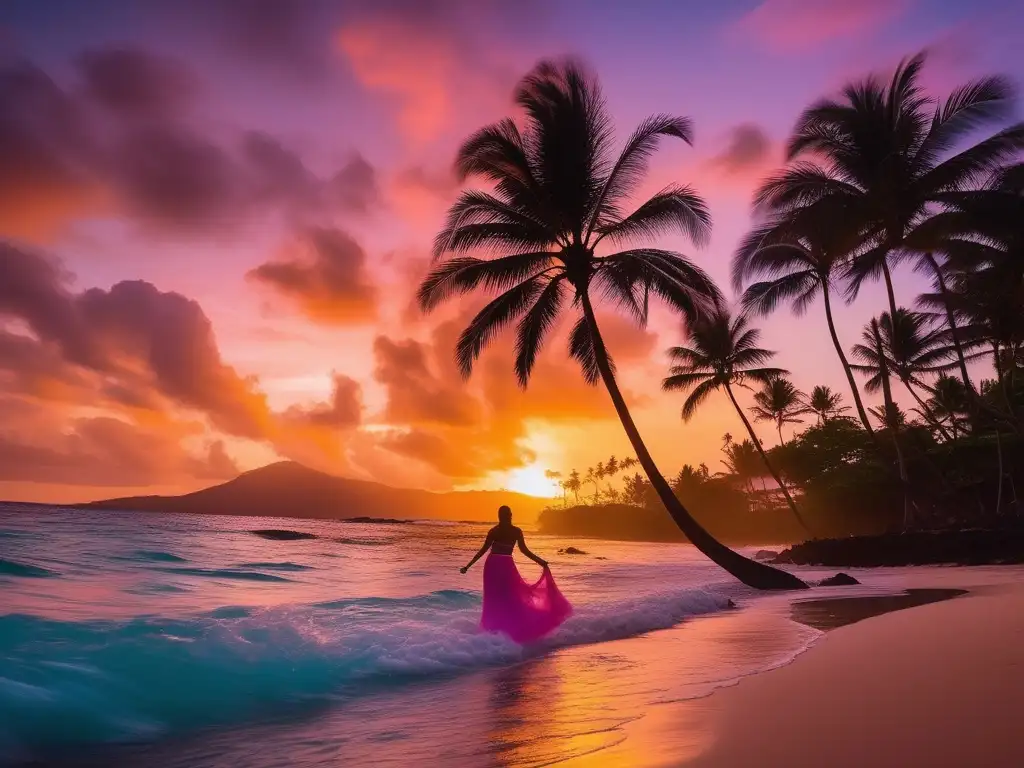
422;53;1024;584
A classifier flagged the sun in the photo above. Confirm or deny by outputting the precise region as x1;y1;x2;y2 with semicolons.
502;465;561;498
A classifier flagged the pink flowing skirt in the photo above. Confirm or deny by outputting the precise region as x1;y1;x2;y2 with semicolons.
480;553;572;644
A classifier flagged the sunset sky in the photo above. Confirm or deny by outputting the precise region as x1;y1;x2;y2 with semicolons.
2;0;1023;503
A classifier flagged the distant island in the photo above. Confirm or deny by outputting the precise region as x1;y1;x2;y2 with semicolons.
68;461;552;523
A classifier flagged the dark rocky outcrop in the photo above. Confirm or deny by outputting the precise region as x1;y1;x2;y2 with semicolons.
558;547;589;555
753;549;779;561
251;529;317;540
818;572;860;586
774;528;1024;567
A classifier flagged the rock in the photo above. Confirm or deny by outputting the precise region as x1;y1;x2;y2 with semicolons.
753;549;779;561
251;529;317;540
818;572;860;586
558;546;589;555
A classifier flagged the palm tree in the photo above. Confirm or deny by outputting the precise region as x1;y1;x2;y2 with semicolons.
603;455;620;497
852;309;956;441
807;385;850;425
662;310;811;534
916;374;969;440
566;469;582;504
856;317;913;527
720;439;764;501
758;52;1024;331
749;376;808;446
585;465;601;503
906;163;1024;400
418;59;804;589
734;202;875;434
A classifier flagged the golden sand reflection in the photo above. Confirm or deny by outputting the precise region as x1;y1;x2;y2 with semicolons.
479;609;806;766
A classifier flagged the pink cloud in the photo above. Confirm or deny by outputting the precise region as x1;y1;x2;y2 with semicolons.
334;4;532;146
338;19;457;143
732;0;910;53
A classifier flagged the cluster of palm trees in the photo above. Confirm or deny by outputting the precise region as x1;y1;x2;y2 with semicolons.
558;455;638;504
418;54;1023;590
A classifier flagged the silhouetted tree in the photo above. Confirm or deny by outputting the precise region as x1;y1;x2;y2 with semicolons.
663;309;811;534
419;60;804;588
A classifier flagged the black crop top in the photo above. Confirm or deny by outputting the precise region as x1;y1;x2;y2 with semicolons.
491;540;514;555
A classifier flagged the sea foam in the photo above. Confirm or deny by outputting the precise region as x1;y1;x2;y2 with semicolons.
0;586;730;753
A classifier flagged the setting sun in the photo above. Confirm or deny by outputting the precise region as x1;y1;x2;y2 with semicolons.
499;465;561;499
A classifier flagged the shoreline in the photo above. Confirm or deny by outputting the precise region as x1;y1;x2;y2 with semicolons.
569;583;1024;767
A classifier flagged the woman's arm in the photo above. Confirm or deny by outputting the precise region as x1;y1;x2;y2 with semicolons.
516;530;548;569
460;530;494;573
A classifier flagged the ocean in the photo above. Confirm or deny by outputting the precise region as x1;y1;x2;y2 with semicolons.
1;504;1014;766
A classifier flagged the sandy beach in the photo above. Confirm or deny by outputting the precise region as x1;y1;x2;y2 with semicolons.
572;584;1024;768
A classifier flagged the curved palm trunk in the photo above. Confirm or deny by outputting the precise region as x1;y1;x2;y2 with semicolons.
872;321;913;530
822;285;874;434
881;261;900;320
724;383;812;536
925;253;975;395
776;422;785;447
579;293;807;590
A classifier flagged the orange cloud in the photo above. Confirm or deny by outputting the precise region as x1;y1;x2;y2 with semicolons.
248;227;379;324
732;0;910;53
0;243;368;489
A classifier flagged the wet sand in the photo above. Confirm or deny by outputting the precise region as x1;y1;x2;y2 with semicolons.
572;585;1024;767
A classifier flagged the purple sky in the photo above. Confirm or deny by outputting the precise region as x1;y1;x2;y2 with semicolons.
2;0;1022;502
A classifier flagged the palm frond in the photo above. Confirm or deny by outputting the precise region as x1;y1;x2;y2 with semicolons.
514;276;568;386
599;249;722;324
455;277;545;377
680;378;720;421
917;75;1016;165
417;252;558;311
588;114;693;232
740;270;819;317
595;185;711;247
753;163;862;211
568;314;608;384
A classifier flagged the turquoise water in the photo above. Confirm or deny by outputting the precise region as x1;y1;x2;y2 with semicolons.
3;504;952;766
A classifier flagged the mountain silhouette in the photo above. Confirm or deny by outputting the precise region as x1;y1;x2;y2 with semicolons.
75;461;552;522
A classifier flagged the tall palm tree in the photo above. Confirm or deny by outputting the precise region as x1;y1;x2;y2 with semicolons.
757;52;1024;331
918;163;1024;430
734;202;875;434
906;162;1024;401
856;317;913;527
852;309;957;441
566;469;582;504
749;376;808;446
663;310;811;534
807;385;850;425
418;60;805;589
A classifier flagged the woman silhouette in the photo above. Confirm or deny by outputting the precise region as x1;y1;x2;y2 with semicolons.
461;505;572;643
